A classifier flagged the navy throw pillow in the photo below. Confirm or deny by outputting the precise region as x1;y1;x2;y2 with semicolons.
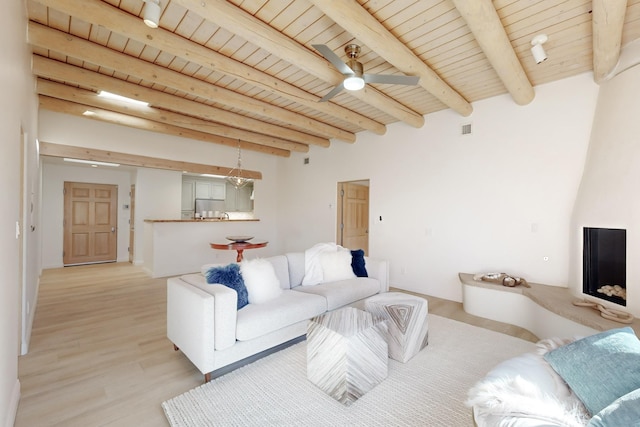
205;263;249;309
350;249;368;277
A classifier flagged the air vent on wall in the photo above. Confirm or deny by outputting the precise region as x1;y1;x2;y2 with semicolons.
461;123;472;135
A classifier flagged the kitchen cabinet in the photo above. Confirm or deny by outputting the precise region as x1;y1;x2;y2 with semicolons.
181;179;195;211
195;180;226;200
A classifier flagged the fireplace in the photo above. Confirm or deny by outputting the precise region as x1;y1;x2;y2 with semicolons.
583;227;626;306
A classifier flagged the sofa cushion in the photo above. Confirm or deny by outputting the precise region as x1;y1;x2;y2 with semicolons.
235;290;327;341
205;263;248;310
286;252;305;287
293;277;380;311
588;388;640;427
240;258;283;304
544;326;640;415
320;249;356;282
265;255;291;289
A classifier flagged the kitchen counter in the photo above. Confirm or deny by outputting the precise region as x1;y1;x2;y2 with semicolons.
142;218;269;277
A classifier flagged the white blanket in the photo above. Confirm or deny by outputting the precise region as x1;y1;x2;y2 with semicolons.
301;242;338;286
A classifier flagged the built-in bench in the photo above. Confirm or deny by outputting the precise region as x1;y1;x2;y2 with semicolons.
459;273;640;339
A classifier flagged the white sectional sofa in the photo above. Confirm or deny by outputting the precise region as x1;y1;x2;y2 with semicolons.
167;251;389;381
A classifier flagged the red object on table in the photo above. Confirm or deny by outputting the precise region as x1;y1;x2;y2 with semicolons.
210;241;268;262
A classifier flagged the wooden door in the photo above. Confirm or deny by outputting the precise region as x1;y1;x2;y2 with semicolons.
63;182;118;266
337;181;369;254
129;185;135;263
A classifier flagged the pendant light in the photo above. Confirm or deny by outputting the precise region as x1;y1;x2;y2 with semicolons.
226;141;252;189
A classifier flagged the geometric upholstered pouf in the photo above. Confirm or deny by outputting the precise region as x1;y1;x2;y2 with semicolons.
364;292;429;363
307;306;388;406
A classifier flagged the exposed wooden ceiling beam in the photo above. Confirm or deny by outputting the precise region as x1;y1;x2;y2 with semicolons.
31;0;387;136
592;0;628;83
32;56;316;151
39;141;263;179
451;0;534;106
307;0;473;117
39;96;290;158
36;78;309;153
28;24;336;147
171;0;425;128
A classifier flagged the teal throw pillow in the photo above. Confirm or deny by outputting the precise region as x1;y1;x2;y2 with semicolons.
543;327;640;415
588;388;640;427
205;263;249;309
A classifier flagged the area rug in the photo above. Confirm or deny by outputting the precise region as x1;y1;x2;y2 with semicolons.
162;314;536;426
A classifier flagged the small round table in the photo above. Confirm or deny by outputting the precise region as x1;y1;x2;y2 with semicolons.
210;240;268;262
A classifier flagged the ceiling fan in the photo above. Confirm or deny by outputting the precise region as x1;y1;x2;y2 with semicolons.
313;44;420;102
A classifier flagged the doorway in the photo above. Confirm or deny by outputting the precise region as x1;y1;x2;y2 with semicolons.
63;181;118;266
336;180;369;254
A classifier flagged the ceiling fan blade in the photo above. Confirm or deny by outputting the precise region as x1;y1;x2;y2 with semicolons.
319;82;345;102
363;74;420;86
312;44;354;75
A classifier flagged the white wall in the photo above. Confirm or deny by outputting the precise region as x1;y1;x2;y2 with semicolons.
1;0;40;425
571;55;640;317
277;73;599;302
133;167;182;264
40;162;134;268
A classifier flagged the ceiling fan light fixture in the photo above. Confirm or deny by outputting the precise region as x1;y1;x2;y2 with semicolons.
343;75;365;91
143;0;161;28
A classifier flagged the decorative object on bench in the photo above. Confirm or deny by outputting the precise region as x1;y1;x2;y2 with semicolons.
364;292;429;363
307;306;388;406
473;272;530;288
572;299;634;324
468;327;640;426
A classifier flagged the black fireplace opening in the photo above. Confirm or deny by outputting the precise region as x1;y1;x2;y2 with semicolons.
583;227;626;306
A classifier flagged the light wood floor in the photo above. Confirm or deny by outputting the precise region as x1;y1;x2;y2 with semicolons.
15;263;537;426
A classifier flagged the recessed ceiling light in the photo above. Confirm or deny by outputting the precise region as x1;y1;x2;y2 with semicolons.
63;158;120;167
97;91;149;107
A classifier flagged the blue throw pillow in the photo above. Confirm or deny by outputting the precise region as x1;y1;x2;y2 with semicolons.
588;388;640;427
350;249;368;277
543;327;640;415
205;263;249;309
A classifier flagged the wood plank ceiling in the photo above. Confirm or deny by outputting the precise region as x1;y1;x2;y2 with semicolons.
28;0;640;158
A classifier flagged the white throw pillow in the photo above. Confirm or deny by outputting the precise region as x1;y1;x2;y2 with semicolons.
320;249;356;282
240;258;282;304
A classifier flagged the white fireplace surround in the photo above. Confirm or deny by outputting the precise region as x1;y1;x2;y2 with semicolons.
569;40;640;318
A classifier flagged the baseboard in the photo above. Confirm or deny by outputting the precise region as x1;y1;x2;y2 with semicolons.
4;379;20;427
21;276;40;355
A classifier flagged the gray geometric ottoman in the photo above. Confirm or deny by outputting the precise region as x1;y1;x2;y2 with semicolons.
307;306;388;406
364;292;429;363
